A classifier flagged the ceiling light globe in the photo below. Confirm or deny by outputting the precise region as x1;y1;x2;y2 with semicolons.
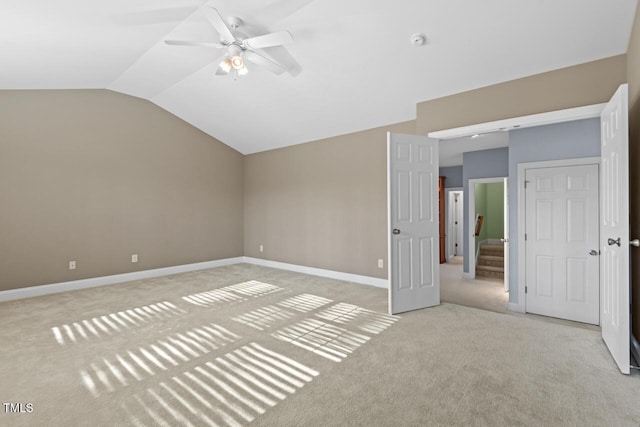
219;58;232;73
231;55;244;69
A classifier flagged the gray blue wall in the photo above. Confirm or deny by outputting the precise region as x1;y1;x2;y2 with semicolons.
507;118;601;303
462;148;509;272
439;166;463;188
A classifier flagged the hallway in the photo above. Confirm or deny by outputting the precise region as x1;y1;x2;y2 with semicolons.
441;256;508;313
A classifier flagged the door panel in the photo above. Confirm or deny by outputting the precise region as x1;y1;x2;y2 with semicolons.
419;237;434;287
600;84;630;374
525;164;599;325
388;133;440;314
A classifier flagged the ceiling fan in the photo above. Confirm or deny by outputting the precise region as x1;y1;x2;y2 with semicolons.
165;6;294;78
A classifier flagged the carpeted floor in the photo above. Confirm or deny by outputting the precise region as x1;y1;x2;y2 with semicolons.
1;263;639;426
440;256;509;313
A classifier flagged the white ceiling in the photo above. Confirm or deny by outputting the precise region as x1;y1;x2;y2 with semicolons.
1;0;637;154
440;131;509;167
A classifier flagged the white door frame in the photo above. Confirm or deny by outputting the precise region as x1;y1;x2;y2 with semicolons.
445;187;463;260
512;157;601;313
503;177;510;292
429;104;605;140
467;177;507;279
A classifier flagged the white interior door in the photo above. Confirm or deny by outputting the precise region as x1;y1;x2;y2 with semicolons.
388;133;440;314
600;84;630;374
503;178;509;292
525;164;600;325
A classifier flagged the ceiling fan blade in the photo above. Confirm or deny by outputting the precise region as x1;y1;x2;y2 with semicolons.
165;40;225;48
201;7;235;43
243;31;293;49
245;50;286;75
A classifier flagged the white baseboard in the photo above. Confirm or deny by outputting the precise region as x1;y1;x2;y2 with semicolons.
243;257;389;289
0;256;389;303
0;257;245;302
462;272;474;279
507;302;525;313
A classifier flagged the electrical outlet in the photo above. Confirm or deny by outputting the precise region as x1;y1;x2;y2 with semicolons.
69;261;76;270
131;254;138;263
378;259;384;268
259;245;264;253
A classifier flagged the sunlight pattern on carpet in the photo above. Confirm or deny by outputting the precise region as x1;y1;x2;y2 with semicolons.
51;301;186;345
222;281;283;297
120;343;318;427
79;324;240;397
182;289;246;307
182;281;283;307
276;293;333;313
231;305;295;331
315;303;399;334
272;318;370;362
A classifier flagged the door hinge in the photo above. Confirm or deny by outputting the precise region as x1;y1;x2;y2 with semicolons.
524;180;530;189
524;233;527;241
525;286;528;294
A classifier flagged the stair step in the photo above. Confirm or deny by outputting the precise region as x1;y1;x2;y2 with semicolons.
478;259;504;267
481;244;504;250
476;269;504;279
478;255;503;262
476;265;504;273
479;246;504;256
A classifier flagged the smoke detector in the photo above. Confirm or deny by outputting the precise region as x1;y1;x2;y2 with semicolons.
410;33;427;47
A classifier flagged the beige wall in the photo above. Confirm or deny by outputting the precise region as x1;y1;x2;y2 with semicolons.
627;2;640;340
0;90;244;291
417;55;627;134
244;121;416;279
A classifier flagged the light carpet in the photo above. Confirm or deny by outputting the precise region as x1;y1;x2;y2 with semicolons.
1;263;639;426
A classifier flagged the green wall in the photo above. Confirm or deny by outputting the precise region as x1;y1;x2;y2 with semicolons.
474;182;504;253
486;183;504;239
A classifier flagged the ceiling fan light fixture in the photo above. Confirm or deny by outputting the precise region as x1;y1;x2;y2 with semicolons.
219;57;232;73
231;54;244;70
237;65;248;76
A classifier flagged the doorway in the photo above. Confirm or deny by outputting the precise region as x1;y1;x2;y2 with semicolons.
468;177;509;291
439;177;509;313
445;188;463;260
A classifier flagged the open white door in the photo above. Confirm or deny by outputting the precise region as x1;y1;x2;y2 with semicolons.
601;84;630;374
503;178;509;292
388;133;440;314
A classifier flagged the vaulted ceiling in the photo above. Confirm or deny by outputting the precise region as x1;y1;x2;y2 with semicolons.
2;0;637;154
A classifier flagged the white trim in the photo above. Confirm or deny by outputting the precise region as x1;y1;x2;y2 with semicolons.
516;157;601;314
386;132;393;312
0;256;390;303
467;177;506;277
244;257;389;289
428;104;606;140
462;272;474;279
0;257;245;302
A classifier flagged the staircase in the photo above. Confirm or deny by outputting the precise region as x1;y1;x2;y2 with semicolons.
476;243;504;279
